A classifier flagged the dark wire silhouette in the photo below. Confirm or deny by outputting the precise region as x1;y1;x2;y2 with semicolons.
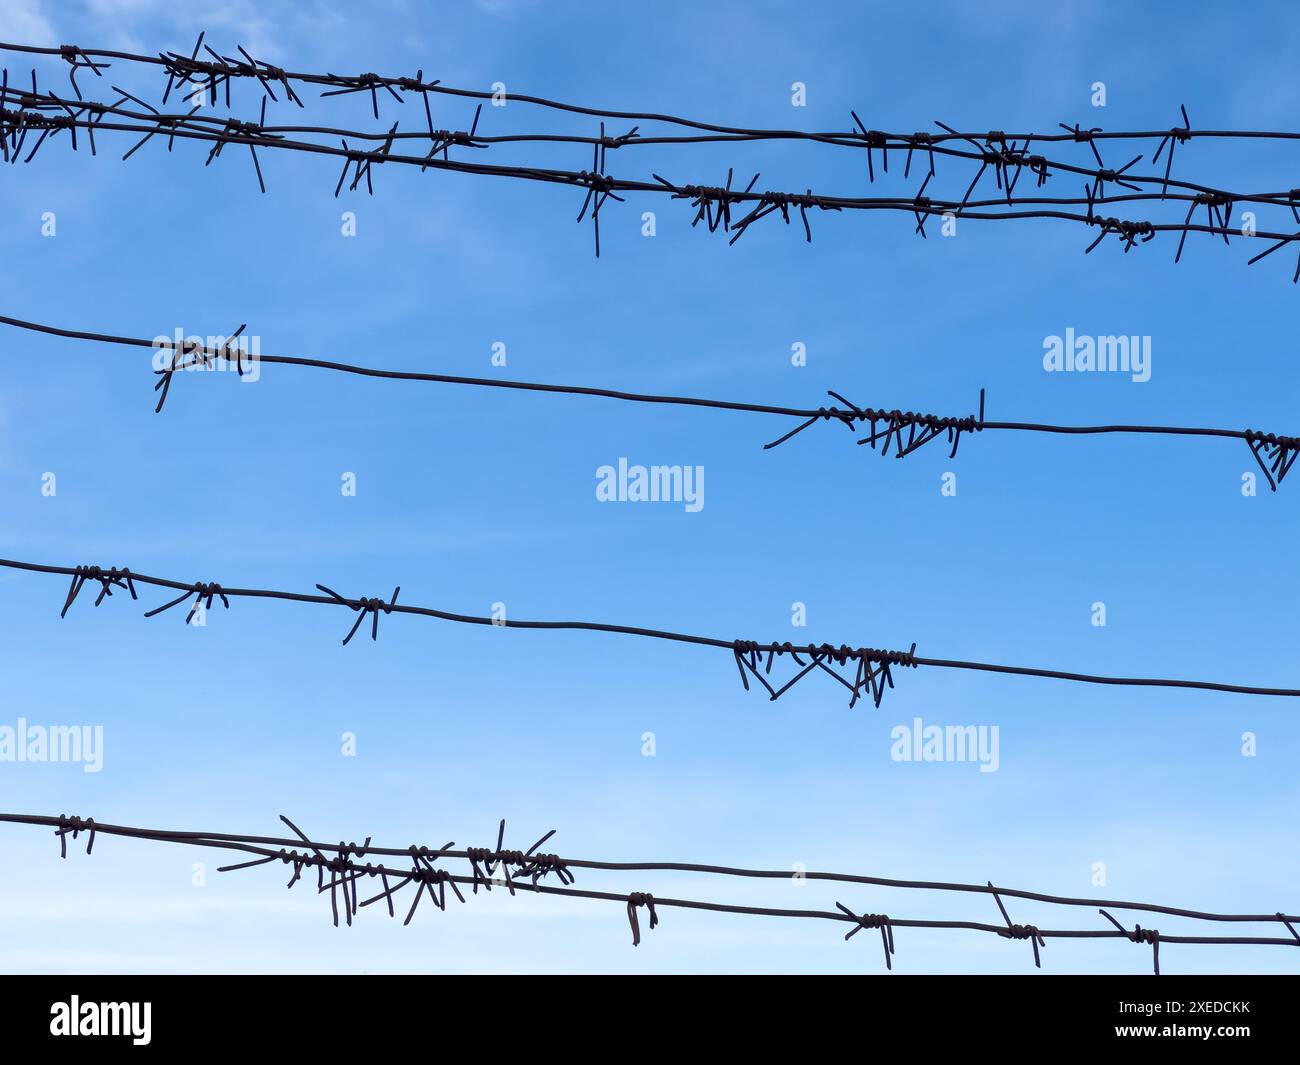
8;37;1300;272
6;811;1298;973
5;35;1298;977
1;312;1294;490
6;73;1300;269
15;37;1300;161
2;556;1297;706
3;82;1286;221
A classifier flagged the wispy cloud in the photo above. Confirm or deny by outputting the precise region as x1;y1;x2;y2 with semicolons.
84;0;283;60
0;0;56;45
474;0;539;15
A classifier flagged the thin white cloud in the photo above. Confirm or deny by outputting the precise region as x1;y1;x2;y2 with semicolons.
0;0;56;45
82;0;282;61
474;0;539;16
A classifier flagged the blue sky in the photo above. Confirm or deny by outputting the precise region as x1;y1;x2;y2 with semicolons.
0;0;1296;973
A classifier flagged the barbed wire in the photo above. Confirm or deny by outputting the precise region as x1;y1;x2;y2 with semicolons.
0;80;1280;236
4;90;1271;225
5;811;1296;973
3;312;1294;490
11;38;1300;268
1;556;1297;706
7;76;1300;270
4;35;1298;975
16;37;1300;160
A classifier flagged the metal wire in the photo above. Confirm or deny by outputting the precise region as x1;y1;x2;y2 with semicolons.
2;556;1297;706
14;38;1300;163
3;35;1297;976
5;72;1300;268
2;311;1294;490
6;811;1297;973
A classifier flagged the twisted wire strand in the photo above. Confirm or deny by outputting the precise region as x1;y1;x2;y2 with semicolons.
3;83;1294;222
13;38;1300;158
1;555;1297;704
1;312;1294;489
3;37;1296;975
6;81;1300;268
5;812;1297;973
9;41;1300;247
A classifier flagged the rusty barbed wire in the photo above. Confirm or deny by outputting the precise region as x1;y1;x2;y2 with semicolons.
13;36;1300;164
6;77;1273;226
7;74;1300;270
3;35;1297;979
0;82;1277;239
3;811;1296;973
0;556;1296;706
8;38;1300;270
2;312;1295;490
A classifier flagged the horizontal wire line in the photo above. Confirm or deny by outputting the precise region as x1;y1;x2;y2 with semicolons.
12;38;1300;249
2;812;1290;926
12;37;1300;152
2;38;1296;973
7;812;1298;971
0;90;1275;223
2;555;1297;700
5;85;1300;264
8;87;1300;217
0;311;1293;490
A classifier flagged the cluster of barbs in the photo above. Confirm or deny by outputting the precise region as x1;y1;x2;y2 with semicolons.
12;810;1298;973
0;312;1293;491
5;555;1299;711
4;38;1300;270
